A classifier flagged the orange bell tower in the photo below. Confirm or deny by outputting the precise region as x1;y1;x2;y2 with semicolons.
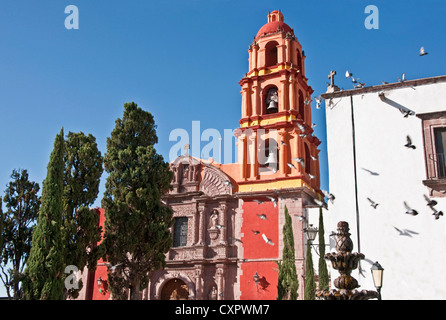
236;10;321;191
235;10;323;300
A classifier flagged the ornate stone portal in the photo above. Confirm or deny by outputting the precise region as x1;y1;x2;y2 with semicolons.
316;221;379;300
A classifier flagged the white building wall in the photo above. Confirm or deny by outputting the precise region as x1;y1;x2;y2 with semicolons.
324;78;446;300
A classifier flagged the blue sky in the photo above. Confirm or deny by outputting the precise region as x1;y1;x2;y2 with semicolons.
0;0;445;295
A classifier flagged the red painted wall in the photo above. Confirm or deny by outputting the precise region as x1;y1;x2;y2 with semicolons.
89;208;111;300
240;199;279;299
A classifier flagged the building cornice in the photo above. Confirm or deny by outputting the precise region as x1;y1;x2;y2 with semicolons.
321;75;446;100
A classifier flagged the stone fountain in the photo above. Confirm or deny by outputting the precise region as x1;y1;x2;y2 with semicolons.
316;221;379;300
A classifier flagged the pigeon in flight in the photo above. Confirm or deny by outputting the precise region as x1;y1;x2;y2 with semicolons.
252;230;260;235
419;46;428;56
287;162;297;170
367;197;379;209
399;108;415;118
423;194;437;207
362;168;379;176
253;199;264;205
297;123;306;133
398;73;406;83
405;135;416;149
315;96;322;109
432;209;443;220
393;226;419;237
322;189;335;203
404;201;419;216
224;180;234;188
256;213;267;220
292;157;305;167
262;233;274;246
266;196;277;207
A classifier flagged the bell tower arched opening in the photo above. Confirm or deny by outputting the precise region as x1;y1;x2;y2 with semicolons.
265;41;279;67
264;85;279;114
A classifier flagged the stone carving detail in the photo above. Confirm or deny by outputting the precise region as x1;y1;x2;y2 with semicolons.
199;165;233;197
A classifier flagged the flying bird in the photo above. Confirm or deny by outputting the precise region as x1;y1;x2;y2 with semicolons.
297;123;306;133
266;196;277;207
262;233;274;246
432;210;443;220
108;263;123;271
362;168;379;176
354;82;365;89
230;237;243;243
253;199;264;205
398;73;406;83
405;135;416;149
322;189;335;203
311;123;317;128
419;46;428;56
315;96;322;109
345;70;353;78
256;213;267;220
423;194;437;207
287;162;297;170
299;133;308;138
252;230;260;235
404;201;419;216
304;98;311;105
393;226;419;237
367;197;379;209
399;108;415;118
224;180;234;188
292;157;305;167
308;174;316;180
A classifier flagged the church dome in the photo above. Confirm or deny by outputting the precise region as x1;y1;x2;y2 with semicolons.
256;10;293;39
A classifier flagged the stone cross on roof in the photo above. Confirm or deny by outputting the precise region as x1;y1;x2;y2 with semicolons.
326;70;340;93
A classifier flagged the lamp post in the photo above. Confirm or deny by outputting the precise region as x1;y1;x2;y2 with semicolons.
371;261;384;300
304;224;319;255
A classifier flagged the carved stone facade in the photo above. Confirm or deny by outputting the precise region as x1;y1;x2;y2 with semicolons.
146;155;239;300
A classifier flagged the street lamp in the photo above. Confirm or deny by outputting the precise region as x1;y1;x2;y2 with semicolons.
304;224;319;242
371;261;384;300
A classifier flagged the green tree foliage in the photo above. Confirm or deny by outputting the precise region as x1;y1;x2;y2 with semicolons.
317;207;329;291
0;169;40;299
101;102;174;300
276;206;298;300
304;238;316;300
22;129;65;300
62;131;104;299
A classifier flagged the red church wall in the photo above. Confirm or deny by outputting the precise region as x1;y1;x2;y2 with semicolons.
89;208;111;300
240;261;278;300
240;199;279;299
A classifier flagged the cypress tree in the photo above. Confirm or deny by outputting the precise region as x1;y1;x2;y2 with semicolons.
1;169;40;299
101;102;173;300
317;207;329;291
22;129;65;300
62;131;103;299
276;205;298;300
304;238;316;300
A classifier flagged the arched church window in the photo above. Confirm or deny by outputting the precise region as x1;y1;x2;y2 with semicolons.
173;217;188;247
265;41;278;67
298;90;305;120
304;143;311;175
296;49;302;72
265;87;279;114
